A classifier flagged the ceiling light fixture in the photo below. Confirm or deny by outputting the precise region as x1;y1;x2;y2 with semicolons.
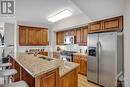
48;10;72;22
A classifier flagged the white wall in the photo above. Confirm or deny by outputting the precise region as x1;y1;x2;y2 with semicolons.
124;0;130;86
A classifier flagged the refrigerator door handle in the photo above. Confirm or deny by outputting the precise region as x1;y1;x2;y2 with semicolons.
98;41;102;62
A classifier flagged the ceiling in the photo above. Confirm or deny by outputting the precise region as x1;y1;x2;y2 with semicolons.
16;0;83;26
71;0;124;21
16;0;124;27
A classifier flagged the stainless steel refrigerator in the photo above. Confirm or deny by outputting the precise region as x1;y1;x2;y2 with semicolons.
87;32;123;87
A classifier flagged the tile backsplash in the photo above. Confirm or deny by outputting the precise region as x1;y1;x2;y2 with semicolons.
55;44;87;53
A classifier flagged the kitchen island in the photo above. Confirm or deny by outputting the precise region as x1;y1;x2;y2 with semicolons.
9;53;79;87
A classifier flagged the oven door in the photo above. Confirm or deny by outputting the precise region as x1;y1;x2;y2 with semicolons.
60;55;72;62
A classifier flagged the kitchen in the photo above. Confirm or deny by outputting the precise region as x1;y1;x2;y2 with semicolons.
0;0;130;87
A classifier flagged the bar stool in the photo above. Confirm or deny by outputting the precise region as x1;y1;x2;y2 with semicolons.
0;81;29;87
0;63;12;70
0;69;17;84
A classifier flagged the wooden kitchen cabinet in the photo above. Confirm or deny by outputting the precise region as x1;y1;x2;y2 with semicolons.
81;26;88;46
60;68;78;87
102;16;123;31
41;29;48;45
88;16;123;33
39;51;48;56
13;60;21;82
37;69;59;87
88;21;102;33
9;56;59;87
53;52;60;59
19;26;28;45
56;27;88;46
19;25;48;46
21;67;35;87
76;28;81;44
73;54;87;76
56;31;64;45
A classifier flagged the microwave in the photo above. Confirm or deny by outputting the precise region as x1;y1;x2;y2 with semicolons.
64;36;76;45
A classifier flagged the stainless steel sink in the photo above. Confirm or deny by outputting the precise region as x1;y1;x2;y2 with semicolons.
39;57;53;61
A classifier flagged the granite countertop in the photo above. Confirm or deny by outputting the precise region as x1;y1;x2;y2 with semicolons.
9;53;79;78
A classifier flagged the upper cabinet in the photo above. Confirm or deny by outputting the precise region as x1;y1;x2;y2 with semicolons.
56;26;88;46
56;16;123;46
56;31;64;45
19;25;48;46
88;16;123;33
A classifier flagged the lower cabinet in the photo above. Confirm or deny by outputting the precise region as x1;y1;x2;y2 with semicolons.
39;52;48;56
21;67;35;87
60;68;78;87
9;56;59;87
35;69;59;87
73;54;87;76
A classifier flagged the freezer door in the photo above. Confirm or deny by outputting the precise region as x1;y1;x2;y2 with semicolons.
87;33;99;83
98;32;117;87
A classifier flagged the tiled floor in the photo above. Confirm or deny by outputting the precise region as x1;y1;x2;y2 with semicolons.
78;74;101;87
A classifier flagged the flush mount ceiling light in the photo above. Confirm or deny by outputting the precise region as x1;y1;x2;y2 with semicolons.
48;10;72;22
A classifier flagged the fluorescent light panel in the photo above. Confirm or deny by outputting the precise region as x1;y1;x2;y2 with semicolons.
48;10;72;22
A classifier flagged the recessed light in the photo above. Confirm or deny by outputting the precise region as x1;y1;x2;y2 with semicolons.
48;10;72;22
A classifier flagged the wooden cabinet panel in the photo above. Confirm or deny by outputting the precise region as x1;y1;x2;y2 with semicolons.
19;26;28;45
28;28;36;45
88;21;102;33
39;52;48;56
41;29;48;45
103;16;123;31
53;52;60;59
81;26;88;45
76;29;81;44
13;60;21;82
73;54;87;76
21;67;35;87
19;25;48;46
88;16;123;33
36;69;59;87
70;30;76;36
64;31;70;36
56;31;64;45
60;68;78;87
41;72;56;87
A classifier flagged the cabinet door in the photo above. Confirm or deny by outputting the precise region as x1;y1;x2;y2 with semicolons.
81;27;88;45
56;32;61;45
80;56;87;76
28;28;36;45
40;69;59;87
88;21;102;33
35;29;42;45
73;55;80;72
70;29;76;36
56;32;64;45
102;16;123;31
60;31;64;44
64;30;70;36
76;29;81;44
41;29;48;45
19;27;28;45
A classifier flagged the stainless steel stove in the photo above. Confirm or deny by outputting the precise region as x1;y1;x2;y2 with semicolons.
60;51;77;62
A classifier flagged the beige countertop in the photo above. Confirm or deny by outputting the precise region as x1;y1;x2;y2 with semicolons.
9;53;79;78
